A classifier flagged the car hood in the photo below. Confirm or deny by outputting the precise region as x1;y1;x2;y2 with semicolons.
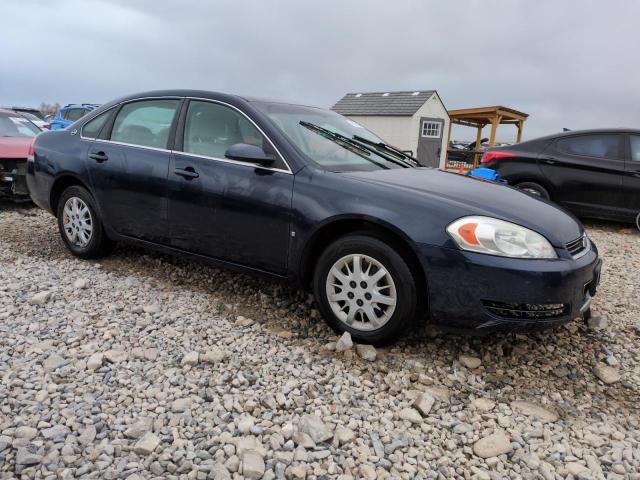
0;137;35;158
342;168;583;246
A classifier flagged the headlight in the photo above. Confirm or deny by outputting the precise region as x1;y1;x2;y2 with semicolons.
447;216;557;259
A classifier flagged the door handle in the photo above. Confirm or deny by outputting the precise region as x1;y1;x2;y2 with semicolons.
88;151;108;163
632;171;640;178
542;157;556;165
174;167;199;179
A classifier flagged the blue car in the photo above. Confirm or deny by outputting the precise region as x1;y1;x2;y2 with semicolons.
26;90;602;344
48;104;99;130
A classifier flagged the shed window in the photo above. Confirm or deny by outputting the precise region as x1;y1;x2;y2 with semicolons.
421;121;441;138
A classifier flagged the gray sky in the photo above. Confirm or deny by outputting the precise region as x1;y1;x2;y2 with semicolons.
2;0;639;140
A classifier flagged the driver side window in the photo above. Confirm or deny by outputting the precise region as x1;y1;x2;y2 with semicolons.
183;101;276;161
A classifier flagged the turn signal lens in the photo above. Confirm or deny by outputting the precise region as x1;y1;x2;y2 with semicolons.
457;223;480;245
447;216;557;259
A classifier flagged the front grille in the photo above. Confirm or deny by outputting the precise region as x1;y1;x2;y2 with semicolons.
0;158;26;173
565;234;588;258
482;300;569;320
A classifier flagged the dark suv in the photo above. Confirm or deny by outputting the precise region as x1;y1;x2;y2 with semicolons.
482;129;640;222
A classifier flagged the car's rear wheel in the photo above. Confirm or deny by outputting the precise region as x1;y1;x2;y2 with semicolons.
57;185;113;259
313;235;420;345
515;181;550;200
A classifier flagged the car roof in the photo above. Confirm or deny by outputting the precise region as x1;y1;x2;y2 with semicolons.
530;128;640;143
96;89;319;110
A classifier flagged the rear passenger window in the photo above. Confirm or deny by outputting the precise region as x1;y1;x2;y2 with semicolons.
556;135;622;159
630;135;640;162
111;99;179;149
81;111;110;139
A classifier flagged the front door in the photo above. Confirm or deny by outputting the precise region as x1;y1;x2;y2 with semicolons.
168;99;293;275
416;117;443;167
86;98;181;243
540;133;625;218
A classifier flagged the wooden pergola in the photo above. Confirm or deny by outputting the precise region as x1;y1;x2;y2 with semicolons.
446;106;529;169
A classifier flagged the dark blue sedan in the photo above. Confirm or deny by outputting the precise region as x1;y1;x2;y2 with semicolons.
26;90;602;344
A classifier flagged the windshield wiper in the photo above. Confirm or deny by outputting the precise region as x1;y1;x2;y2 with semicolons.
299;121;410;169
352;135;419;167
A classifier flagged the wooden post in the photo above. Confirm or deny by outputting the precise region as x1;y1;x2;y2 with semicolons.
445;119;453;168
489;115;501;147
474;125;483;167
516;120;523;143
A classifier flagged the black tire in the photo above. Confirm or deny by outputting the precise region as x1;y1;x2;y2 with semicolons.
56;185;113;259
313;234;421;346
515;181;550;200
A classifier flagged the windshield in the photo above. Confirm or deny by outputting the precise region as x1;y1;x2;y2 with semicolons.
0;112;40;137
254;102;408;172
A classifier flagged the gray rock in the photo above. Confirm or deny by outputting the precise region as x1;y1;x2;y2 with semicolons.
16;446;42;465
43;353;68;371
124;417;154;439
335;331;353;352
14;426;38;440
86;353;104;370
181;351;199;366
42;424;70;440
473;431;512;458
593;364;621;384
29;291;51;305
459;354;482;369
355;344;377;361
202;348;227;364
242;451;265;479
412;393;435;416
104;349;128;363
297;414;332;443
74;278;89;289
134;432;160;455
398;407;422;424
510;401;558;422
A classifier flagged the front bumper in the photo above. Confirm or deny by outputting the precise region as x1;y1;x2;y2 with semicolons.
0;158;29;197
418;241;601;331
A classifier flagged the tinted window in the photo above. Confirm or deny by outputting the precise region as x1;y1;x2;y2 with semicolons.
183;101;267;158
111;99;179;149
630;135;640;162
556;135;622;159
64;108;87;122
81;111;110;139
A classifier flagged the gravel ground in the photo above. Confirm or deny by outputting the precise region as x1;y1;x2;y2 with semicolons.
0;201;639;480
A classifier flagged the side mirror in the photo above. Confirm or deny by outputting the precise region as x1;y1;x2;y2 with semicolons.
224;143;274;166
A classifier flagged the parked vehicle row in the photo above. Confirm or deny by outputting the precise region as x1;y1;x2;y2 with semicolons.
482;129;640;223
26;90;601;343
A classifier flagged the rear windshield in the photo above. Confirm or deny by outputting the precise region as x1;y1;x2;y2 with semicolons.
253;102;407;172
0;112;40;137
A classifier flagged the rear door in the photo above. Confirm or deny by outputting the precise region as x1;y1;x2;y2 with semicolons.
624;134;640;217
85;98;181;244
168;98;293;274
541;133;625;217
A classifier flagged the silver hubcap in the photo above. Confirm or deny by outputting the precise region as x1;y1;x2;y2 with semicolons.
62;197;93;247
325;254;397;331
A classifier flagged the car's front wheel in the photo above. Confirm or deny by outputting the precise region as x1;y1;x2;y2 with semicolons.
57;185;113;259
313;235;421;345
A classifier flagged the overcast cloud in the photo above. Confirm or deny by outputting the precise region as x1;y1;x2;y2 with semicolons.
2;0;639;140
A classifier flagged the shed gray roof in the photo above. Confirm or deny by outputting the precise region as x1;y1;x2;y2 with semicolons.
332;90;435;116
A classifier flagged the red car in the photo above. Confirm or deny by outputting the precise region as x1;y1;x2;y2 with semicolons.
0;108;40;198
